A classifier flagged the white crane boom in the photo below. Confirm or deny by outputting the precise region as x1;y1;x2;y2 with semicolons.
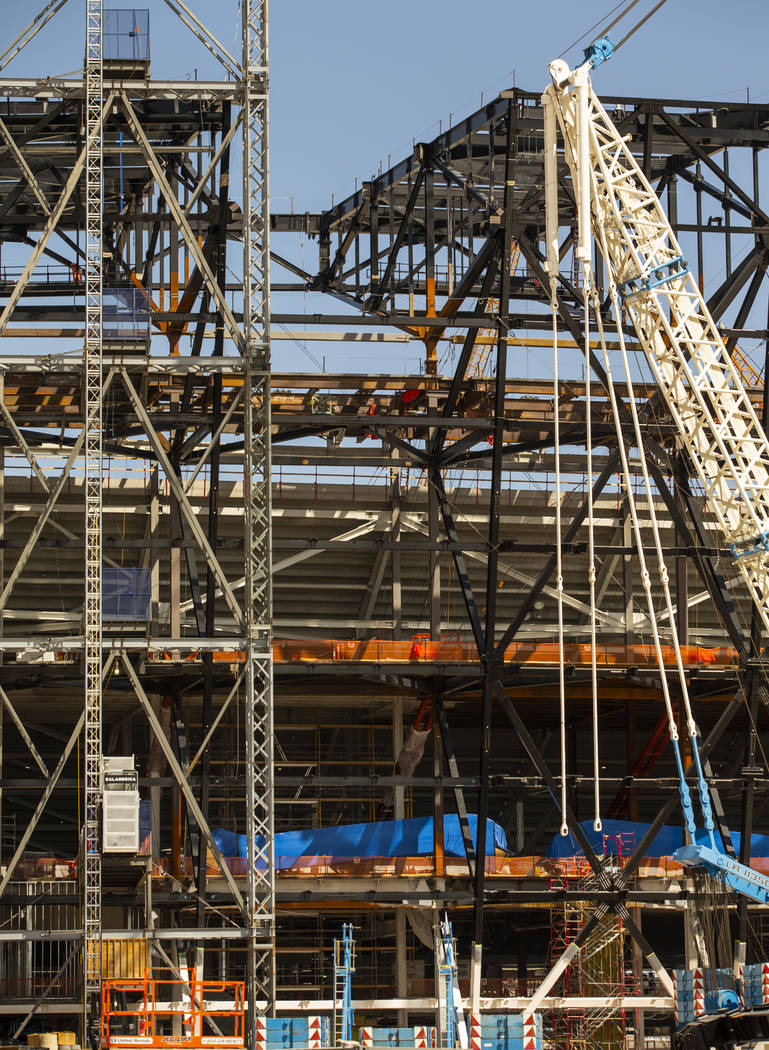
543;42;769;907
545;49;769;638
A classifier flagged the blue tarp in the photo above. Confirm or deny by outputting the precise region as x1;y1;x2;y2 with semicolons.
213;814;507;869
547;818;769;858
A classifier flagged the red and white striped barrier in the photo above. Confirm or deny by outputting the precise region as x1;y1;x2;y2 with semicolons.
523;1013;538;1050
255;1016;267;1050
673;971;682;1024
308;1017;324;1049
360;1027;373;1048
469;1016;481;1050
693;967;705;1017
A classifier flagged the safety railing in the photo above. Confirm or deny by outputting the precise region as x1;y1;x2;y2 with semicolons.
101;968;245;1049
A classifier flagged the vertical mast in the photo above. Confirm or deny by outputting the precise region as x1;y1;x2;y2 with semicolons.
83;0;103;1035
242;0;275;1026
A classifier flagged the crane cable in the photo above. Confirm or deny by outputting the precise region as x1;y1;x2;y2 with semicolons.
585;180;717;848
587;281;700;840
560;0;672;62
575;76;718;846
582;263;602;834
614;0;672;51
549;277;569;838
606;278;716;847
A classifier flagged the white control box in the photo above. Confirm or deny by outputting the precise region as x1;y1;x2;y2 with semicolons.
102;756;140;853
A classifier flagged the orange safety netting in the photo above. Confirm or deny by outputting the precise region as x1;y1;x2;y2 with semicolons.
147;640;738;668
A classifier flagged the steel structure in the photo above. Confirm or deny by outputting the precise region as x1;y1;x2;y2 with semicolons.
83;0;104;1037
240;0;276;1020
0;0;276;1036
0;3;767;1046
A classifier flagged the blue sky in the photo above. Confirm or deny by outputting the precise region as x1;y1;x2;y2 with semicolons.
269;0;769;209
5;0;768;212
2;1;768;374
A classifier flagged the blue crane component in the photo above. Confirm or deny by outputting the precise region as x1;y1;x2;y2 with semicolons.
674;844;769;903
584;36;614;68
439;915;458;1049
333;923;356;1044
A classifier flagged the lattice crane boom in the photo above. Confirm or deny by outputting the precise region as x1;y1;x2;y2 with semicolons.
545;49;769;639
544;43;769;905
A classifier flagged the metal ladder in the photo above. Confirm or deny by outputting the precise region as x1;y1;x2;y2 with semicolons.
333;923;355;1045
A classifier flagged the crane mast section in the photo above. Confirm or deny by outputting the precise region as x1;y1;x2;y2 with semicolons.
546;75;769;638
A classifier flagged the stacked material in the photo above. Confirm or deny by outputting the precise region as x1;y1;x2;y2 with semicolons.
359;1027;437;1047
673;968;741;1024
674;969;706;1026
255;1017;329;1049
479;1014;542;1050
741;963;769;1008
27;1036;77;1050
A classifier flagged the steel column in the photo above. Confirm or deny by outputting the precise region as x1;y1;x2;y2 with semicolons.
241;0;275;1022
83;0;103;1039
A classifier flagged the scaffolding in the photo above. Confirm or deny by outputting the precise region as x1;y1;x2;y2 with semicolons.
548;857;632;1050
0;2;762;1040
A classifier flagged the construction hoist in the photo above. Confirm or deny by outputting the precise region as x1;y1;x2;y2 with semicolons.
544;39;769;904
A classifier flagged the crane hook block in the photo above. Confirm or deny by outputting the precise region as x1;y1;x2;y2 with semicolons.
584;37;615;69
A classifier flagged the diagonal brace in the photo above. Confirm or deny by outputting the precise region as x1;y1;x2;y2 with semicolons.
119;94;243;350
0;684;48;776
120;368;244;628
119;653;246;916
0;92;115;336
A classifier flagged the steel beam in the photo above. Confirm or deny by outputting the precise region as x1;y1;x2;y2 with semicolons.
119;367;244;627
118;652;246;913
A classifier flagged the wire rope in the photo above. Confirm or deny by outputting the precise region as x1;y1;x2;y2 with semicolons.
615;0;672;51
560;0;672;63
549;65;718;847
582;263;602;834
558;0;637;59
588;284;699;839
549;278;569;837
580;84;716;845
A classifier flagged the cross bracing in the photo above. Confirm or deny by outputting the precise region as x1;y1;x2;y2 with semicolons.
0;4;765;1043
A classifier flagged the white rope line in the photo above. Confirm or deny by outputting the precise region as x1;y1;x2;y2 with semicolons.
582;268;602;833
608;298;698;738
584;109;698;744
550;281;569;837
589;290;680;741
556;86;681;746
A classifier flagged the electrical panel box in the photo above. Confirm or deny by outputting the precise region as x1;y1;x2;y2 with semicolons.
102;756;140;853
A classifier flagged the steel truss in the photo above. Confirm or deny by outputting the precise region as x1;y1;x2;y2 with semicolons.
83;0;103;1038
241;0;276;1021
270;79;769;1029
26;0;276;1031
0;9;765;1036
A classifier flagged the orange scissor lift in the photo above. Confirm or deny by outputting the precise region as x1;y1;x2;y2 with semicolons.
101;969;245;1049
